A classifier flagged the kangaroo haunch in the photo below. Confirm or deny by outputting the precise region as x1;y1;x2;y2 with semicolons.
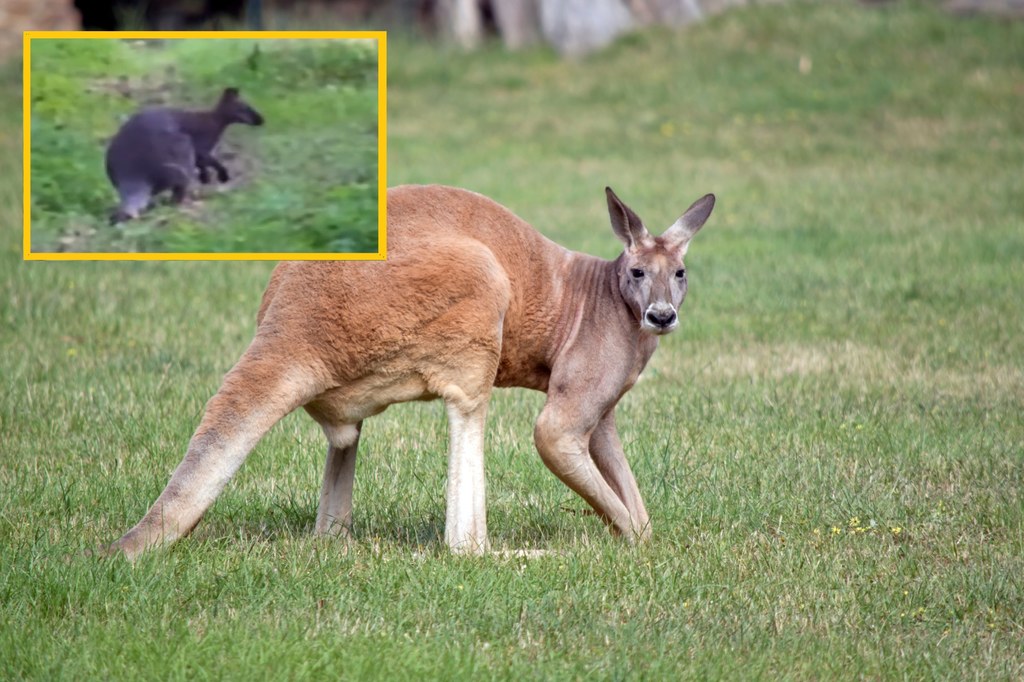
104;87;264;224
109;184;715;558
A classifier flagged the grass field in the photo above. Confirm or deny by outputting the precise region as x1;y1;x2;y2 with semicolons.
28;37;379;254
2;2;1023;678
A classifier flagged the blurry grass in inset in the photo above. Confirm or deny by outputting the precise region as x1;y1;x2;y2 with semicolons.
28;37;378;254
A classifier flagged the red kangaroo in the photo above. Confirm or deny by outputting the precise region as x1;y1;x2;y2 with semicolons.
109;184;715;558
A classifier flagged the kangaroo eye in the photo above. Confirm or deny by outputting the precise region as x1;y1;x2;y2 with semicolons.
675;269;686;278
630;268;645;279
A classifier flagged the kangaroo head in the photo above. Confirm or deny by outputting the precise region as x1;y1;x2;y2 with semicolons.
216;87;265;126
606;187;715;335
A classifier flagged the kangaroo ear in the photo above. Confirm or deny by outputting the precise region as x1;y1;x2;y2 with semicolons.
662;193;715;251
606;187;651;249
222;87;240;100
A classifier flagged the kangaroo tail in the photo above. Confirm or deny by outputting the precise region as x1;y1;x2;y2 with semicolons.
111;181;153;224
109;344;322;559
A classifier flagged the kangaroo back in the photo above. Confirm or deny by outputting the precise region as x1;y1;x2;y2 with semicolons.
105;110;194;186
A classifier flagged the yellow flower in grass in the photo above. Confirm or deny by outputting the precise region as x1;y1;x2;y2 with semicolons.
831;526;842;535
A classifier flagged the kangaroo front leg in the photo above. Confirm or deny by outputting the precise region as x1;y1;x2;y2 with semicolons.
589;410;650;541
196;155;212;184
534;402;639;541
210;157;229;182
196;154;229;183
315;422;361;539
209;157;230;183
444;398;489;555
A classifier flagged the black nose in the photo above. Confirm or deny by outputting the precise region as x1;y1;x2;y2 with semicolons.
645;310;677;327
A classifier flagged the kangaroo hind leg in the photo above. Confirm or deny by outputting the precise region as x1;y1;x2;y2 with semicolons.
156;131;195;204
110;347;321;559
315;421;362;539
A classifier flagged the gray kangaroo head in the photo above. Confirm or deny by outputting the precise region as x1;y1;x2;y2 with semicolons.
606;187;715;335
216;87;265;126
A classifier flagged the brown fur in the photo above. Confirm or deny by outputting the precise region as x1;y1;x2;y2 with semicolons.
108;184;715;558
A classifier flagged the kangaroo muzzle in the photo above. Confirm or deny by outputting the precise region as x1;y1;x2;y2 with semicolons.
642;303;678;334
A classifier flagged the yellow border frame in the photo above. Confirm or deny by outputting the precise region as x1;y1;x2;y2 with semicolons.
22;30;387;261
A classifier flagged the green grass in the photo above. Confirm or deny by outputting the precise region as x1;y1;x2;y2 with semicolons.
3;2;1023;678
28;37;379;253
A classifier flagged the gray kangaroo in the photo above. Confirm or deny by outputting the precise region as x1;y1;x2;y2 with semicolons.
105;87;264;224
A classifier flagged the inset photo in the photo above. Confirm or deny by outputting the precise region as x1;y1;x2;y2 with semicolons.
23;31;385;260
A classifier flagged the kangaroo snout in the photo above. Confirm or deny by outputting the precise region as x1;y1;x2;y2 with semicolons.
643;305;678;333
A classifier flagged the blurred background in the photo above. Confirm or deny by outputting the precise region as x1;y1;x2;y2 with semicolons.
4;0;1023;55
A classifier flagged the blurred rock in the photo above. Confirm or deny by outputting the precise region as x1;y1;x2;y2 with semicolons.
945;0;1024;17
492;0;541;49
0;0;80;59
540;0;636;57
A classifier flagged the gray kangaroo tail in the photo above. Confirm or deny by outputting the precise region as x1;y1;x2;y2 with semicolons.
111;181;154;224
